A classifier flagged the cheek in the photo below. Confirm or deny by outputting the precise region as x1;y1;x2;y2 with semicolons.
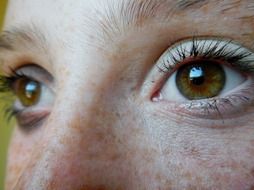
5;128;39;189
144;116;254;189
5;69;254;190
5;105;254;189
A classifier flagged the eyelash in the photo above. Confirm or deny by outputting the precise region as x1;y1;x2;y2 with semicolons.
1;38;254;124
158;38;254;74
0;70;33;121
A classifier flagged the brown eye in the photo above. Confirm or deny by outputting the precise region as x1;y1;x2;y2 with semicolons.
13;77;41;107
176;60;225;100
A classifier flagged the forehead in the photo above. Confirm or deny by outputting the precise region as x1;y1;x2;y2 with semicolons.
4;0;254;46
2;0;254;73
5;0;251;30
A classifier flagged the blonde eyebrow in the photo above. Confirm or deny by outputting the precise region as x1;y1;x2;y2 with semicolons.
98;0;210;35
121;0;210;24
0;25;47;52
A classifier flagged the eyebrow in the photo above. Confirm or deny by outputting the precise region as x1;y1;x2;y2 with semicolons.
97;0;254;41
98;0;210;36
1;0;253;52
174;0;209;9
0;25;47;52
0;0;209;51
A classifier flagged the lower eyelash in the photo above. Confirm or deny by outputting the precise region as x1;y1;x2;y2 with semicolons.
175;87;254;120
4;106;20;122
0;93;18;122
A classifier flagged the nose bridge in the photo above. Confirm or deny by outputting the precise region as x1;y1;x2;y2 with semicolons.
29;113;91;189
19;70;123;189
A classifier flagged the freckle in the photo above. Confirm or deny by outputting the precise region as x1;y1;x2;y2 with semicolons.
162;148;171;155
142;170;150;178
164;179;173;189
184;171;193;180
109;152;121;161
155;173;161;181
250;140;254;146
191;147;202;158
115;111;121;118
251;168;254;177
119;76;124;81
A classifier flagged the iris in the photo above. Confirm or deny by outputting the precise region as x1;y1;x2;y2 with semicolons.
176;60;225;100
14;78;41;107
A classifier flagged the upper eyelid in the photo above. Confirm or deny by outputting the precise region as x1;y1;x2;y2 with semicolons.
157;38;254;73
140;38;254;99
0;25;54;75
10;64;54;90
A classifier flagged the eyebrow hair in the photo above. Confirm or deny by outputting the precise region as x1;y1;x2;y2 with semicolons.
96;0;254;43
0;1;207;53
1;0;253;53
98;0;209;37
175;0;209;9
0;24;47;52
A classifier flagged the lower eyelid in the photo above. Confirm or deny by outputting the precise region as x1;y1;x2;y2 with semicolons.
159;108;253;129
16;108;50;130
154;76;254;121
151;100;254;129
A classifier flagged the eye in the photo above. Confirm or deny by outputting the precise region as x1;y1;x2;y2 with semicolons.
2;65;54;130
162;60;245;101
150;38;254;119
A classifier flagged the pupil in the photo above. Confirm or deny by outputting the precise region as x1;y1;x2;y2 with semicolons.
189;66;205;86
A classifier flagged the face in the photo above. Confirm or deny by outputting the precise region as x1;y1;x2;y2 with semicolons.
2;0;254;189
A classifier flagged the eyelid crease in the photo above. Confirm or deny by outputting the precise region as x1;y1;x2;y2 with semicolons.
12;64;54;84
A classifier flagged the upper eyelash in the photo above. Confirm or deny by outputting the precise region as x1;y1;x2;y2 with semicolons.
0;75;15;93
0;71;33;120
0;69;34;93
0;75;16;121
158;38;254;73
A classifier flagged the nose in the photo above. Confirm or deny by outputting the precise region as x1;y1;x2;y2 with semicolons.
12;73;128;190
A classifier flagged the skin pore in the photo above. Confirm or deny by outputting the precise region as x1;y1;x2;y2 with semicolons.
1;0;254;189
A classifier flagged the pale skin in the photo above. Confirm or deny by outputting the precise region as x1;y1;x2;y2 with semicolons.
2;0;254;189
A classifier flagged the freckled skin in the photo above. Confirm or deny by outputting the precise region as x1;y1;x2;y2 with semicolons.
3;0;254;189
